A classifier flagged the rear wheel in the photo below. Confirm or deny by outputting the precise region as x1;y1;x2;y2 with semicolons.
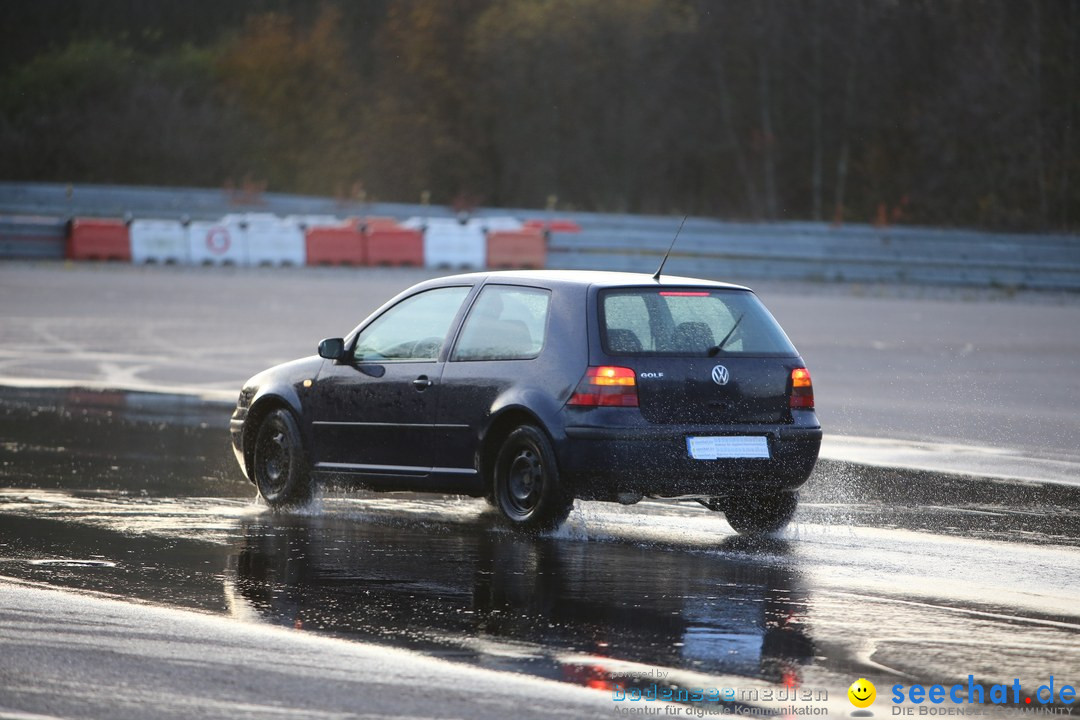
252;408;311;509
493;425;573;531
723;491;798;535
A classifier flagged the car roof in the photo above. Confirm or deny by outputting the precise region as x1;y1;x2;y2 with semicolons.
433;269;752;291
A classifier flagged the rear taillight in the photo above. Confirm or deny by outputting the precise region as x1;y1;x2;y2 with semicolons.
790;367;814;409
567;366;639;407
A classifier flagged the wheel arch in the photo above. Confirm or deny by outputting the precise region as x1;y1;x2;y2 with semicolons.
243;393;305;478
479;406;554;493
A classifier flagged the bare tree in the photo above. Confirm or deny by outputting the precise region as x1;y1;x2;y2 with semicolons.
810;0;824;221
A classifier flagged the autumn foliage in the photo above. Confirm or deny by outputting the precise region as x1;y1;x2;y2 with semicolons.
0;0;1077;231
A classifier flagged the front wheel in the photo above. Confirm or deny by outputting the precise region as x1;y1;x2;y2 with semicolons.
493;425;573;532
252;408;311;509
723;491;799;535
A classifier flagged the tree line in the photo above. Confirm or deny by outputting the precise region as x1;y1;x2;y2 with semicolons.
1;0;1077;232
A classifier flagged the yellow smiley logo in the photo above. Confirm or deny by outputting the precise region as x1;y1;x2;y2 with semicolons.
848;678;876;708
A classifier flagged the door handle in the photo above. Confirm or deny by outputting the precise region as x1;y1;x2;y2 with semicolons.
412;375;433;391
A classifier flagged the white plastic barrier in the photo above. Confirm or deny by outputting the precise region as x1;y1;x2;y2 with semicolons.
130;219;188;264
188;218;247;265
246;216;306;266
417;218;486;268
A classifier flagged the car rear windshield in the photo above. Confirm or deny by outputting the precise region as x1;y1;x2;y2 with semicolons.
600;288;798;357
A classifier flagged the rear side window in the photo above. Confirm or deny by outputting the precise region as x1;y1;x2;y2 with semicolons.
601;288;797;357
452;285;551;361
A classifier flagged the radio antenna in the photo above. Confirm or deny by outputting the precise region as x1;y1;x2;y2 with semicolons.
652;215;687;281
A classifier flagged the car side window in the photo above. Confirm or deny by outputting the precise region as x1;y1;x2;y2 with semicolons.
353;286;471;362
452;285;551;361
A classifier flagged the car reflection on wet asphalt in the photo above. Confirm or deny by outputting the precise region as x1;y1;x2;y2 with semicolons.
2;386;1080;714
228;513;817;687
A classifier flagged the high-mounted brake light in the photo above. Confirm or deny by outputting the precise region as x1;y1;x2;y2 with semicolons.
659;291;710;297
789;367;814;409
568;366;639;407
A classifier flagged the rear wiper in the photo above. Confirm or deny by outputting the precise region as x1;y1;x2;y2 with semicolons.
707;313;744;356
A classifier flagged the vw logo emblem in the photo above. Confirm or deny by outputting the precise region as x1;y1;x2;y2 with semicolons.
711;365;729;386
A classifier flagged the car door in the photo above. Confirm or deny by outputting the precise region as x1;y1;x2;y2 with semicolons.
310;285;472;476
437;284;554;473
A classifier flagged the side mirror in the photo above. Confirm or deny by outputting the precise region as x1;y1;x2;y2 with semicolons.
318;337;346;360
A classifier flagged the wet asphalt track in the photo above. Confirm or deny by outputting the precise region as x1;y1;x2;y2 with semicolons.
1;387;1079;718
1;263;1079;718
1;263;1079;464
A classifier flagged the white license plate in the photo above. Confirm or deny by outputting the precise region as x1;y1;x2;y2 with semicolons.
686;436;770;460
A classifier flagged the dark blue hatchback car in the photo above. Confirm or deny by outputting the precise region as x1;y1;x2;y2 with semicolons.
230;271;821;534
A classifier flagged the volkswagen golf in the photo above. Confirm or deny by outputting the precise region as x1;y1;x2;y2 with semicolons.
230;270;821;534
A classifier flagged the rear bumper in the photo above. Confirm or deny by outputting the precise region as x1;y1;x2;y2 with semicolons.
559;423;821;500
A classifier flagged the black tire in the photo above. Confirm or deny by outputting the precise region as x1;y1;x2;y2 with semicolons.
252;408;311;509
724;491;799;535
493;425;573;531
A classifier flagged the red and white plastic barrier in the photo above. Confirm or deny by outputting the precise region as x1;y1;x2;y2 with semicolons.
67;213;551;269
413;218;486;269
130;219;188;264
305;219;365;266
187;218;246;265
524;218;582;233
361;216;402;232
487;227;546;269
67;218;131;261
471;216;524;233
246;215;306;266
367;225;424;266
285;214;340;229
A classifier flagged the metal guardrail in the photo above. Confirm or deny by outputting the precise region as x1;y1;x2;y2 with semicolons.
0;215;67;259
546;221;1080;290
0;181;437;223
2;181;1079;289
